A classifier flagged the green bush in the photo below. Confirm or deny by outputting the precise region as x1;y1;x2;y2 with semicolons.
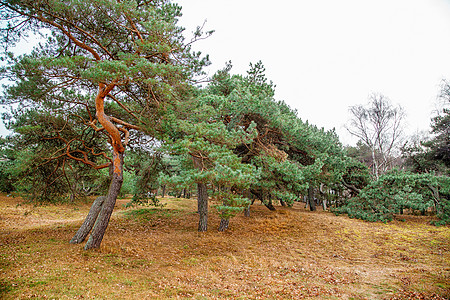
334;171;450;224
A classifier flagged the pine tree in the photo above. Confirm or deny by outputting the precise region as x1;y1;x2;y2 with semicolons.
0;0;209;249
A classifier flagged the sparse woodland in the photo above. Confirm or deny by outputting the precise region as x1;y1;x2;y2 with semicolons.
0;1;448;299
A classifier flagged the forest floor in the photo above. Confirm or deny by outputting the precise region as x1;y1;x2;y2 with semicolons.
0;194;449;300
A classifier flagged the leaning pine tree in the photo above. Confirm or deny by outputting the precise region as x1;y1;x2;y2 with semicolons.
0;0;209;249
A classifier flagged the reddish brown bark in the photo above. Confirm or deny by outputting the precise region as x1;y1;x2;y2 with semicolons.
71;83;127;249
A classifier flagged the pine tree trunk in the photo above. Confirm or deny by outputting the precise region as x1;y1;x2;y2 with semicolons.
218;218;229;231
264;201;276;211
192;155;208;232
244;190;251;217
84;152;124;250
263;193;276;211
70;195;106;244
244;206;250;217
69;182;77;202
308;185;316;211
428;184;442;214
72;81;124;250
197;182;208;232
161;185;166;197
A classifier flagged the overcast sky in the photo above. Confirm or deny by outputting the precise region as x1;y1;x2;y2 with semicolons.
177;0;450;145
1;1;450;146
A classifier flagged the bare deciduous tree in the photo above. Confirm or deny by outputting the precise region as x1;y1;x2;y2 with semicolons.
346;93;405;179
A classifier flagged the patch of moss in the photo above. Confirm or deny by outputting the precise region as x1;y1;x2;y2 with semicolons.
122;208;179;223
0;280;14;296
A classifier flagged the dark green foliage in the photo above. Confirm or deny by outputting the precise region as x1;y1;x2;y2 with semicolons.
125;148;168;202
0;109;110;202
0;138;16;193
0;0;210;205
340;158;371;197
402;80;450;176
432;81;450;168
161;93;258;222
345;141;377;171
203;62;350;208
334;171;450;224
0;162;14;193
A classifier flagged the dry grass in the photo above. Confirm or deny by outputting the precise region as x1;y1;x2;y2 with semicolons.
0;194;449;299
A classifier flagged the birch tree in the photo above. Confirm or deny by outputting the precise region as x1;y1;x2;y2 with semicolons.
346;93;404;179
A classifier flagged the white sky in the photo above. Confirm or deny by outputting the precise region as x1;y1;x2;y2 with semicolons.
1;1;450;146
177;0;450;145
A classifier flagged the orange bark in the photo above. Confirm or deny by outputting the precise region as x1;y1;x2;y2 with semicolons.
95;82;124;174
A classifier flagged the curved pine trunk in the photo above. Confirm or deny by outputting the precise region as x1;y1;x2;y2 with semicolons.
78;82;125;250
84;152;124;250
70;195;106;244
265;193;276;211
197;182;208;232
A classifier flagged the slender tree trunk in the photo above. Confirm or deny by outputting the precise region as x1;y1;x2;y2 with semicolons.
197;182;208;232
161;185;166;198
308;185;316;211
371;149;379;180
244;206;251;217
218;217;229;231
70;195;106;244
244;194;255;217
262;193;276;211
265;200;276;211
192;155;209;232
428;184;442;214
69;182;77;202
84;152;124;250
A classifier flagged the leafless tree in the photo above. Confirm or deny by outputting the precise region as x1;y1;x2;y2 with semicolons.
346;93;405;179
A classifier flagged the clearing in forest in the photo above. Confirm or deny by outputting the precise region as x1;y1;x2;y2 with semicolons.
0;194;448;299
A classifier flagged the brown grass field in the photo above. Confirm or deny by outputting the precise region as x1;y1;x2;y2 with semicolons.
0;194;449;299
